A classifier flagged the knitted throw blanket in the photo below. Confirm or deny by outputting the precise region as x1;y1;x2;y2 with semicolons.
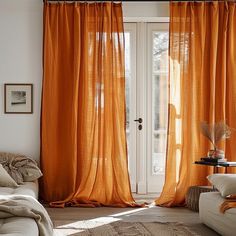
220;199;236;213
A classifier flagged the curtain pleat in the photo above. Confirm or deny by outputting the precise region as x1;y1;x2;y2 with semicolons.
156;2;236;207
41;2;137;207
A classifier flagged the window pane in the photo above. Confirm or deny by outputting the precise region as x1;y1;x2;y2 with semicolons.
153;74;168;130
124;32;131;153
125;32;131;72
125;76;130;130
152;31;168;176
152;135;166;175
125;32;131;131
153;32;169;72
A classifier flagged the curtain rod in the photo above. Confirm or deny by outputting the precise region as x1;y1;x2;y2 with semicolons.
44;0;234;2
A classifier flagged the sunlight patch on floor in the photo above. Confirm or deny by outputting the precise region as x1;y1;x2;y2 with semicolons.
54;216;121;235
53;208;149;235
110;207;148;217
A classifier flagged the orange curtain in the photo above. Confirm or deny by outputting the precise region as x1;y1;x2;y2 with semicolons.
40;2;136;207
156;2;236;207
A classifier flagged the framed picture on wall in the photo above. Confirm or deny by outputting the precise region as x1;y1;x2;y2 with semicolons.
4;84;33;114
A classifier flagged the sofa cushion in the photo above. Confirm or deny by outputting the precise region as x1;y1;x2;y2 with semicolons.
0;164;18;187
0;217;38;236
207;174;236;197
199;192;236;236
0;181;39;199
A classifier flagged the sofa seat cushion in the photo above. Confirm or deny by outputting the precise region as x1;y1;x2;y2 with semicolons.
0;217;38;236
199;192;236;236
0;181;38;199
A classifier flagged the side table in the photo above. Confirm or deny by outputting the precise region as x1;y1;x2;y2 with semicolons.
185;186;218;212
194;160;236;173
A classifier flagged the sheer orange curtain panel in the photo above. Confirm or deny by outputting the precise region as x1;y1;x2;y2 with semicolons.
40;2;137;207
156;2;236;207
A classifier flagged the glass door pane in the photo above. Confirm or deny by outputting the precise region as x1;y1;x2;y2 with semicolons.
125;31;131;150
153;75;168;175
152;31;168;176
147;23;169;193
152;31;169;175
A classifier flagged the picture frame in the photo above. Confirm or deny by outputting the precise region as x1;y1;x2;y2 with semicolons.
4;84;33;114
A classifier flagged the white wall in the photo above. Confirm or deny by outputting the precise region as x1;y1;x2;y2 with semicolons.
0;1;168;161
0;0;43;160
123;2;169;17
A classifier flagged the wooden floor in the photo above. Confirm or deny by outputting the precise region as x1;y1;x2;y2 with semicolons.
45;196;219;236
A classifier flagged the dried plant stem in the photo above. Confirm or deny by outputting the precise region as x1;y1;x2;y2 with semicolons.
200;121;232;150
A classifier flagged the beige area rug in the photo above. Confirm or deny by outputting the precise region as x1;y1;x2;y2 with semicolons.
54;220;199;236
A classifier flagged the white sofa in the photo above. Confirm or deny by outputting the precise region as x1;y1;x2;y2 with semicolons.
0;153;53;235
0;181;39;236
199;192;236;236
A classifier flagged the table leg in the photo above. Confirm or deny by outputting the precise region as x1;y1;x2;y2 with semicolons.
214;166;217;173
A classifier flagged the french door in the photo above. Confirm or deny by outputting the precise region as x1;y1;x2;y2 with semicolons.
124;22;169;194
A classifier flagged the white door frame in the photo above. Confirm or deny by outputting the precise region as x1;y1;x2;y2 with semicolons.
124;23;137;192
136;22;148;194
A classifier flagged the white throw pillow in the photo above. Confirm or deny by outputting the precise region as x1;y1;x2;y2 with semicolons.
0;164;18;187
207;174;236;198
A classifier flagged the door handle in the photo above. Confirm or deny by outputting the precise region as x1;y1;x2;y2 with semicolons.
134;118;143;123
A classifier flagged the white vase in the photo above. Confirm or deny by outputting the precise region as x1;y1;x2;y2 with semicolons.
207;149;225;159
